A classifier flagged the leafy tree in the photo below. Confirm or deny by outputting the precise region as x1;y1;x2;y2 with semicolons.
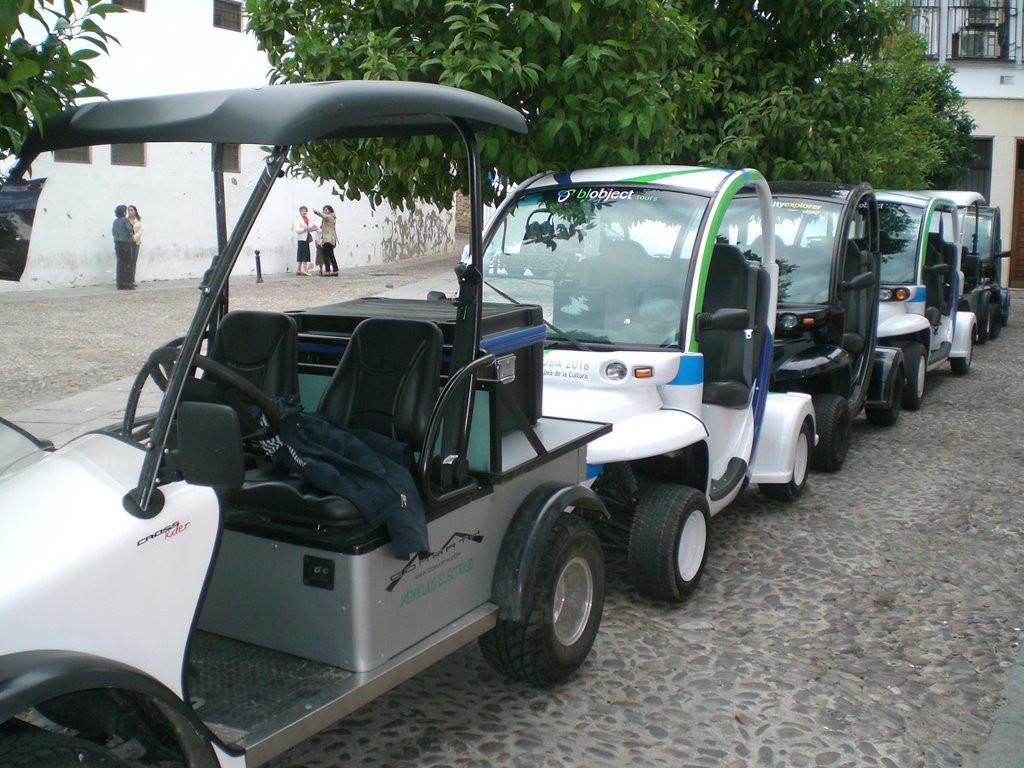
245;0;709;208
848;29;976;189
1;1;121;174
246;0;976;207
675;0;898;182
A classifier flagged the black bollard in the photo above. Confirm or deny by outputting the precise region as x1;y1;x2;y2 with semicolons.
254;248;264;284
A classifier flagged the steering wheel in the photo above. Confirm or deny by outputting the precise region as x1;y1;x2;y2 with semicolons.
123;346;283;440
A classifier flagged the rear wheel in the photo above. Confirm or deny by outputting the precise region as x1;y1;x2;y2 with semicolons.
760;418;813;499
480;513;604;685
810;394;850;472
902;342;927;410
627;484;710;603
951;331;973;376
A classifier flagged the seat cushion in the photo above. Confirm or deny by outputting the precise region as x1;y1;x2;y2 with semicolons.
702;380;750;409
218;463;364;528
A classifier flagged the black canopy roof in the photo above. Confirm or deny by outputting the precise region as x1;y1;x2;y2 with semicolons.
18;80;527;157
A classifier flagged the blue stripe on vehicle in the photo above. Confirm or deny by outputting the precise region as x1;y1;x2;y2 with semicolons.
909;286;926;302
554;172;573;185
480;324;547;355
751;331;773;449
667;354;703;385
586;463;603;480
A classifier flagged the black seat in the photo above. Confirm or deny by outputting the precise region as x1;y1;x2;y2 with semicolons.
220;318;443;527
700;244;761;408
185;310;299;434
208;310;300;398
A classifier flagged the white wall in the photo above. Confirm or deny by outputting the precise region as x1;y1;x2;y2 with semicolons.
2;0;455;291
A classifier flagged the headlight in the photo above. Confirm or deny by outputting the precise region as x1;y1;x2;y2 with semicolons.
880;287;910;301
779;313;799;331
604;361;628;381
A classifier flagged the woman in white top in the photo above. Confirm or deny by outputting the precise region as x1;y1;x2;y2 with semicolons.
127;205;143;287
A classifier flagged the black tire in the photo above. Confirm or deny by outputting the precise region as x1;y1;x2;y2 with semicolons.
864;366;904;427
627;484;710;602
902;342;927;410
988;301;1003;340
760;418;814;500
975;293;990;344
809;394;850;472
950;330;973;376
479;513;604;686
0;726;130;767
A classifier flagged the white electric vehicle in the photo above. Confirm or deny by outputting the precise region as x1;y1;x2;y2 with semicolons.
0;82;614;768
876;191;976;410
915;190;1011;344
471;166;816;603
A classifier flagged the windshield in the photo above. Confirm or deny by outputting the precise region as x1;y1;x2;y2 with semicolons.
976;210;996;261
725;196;841;304
878;202;924;284
481;186;707;347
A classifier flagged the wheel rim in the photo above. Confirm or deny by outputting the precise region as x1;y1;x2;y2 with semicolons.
552;556;594;646
676;509;708;583
793;429;810;487
915;355;926;398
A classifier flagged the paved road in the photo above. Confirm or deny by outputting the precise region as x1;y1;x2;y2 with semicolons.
2;259;1022;768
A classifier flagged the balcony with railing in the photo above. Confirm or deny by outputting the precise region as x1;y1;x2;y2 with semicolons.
948;2;1015;60
900;1;942;58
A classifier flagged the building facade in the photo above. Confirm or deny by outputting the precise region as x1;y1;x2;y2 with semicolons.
901;0;1024;286
3;0;455;292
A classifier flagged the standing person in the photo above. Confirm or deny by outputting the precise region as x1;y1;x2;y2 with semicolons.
127;204;143;288
111;204;134;290
314;204;339;276
293;205;314;276
313;222;325;276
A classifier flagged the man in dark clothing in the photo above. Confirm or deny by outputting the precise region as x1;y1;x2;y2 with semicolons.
112;204;134;290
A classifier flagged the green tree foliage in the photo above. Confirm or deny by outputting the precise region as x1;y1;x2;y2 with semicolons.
246;0;976;206
847;29;976;189
245;0;708;208
1;1;121;174
676;0;896;181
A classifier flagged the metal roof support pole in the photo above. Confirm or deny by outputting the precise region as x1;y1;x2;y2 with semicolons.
437;119;484;488
210;142;229;336
127;147;289;515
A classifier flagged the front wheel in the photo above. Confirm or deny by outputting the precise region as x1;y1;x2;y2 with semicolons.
627;484;710;603
760;417;813;500
975;293;991;344
0;725;134;767
902;342;927;410
810;394;849;472
988;301;1003;340
479;513;604;686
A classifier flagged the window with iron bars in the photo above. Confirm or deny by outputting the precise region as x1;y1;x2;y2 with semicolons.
899;1;941;58
213;0;242;32
111;143;146;167
947;2;1014;60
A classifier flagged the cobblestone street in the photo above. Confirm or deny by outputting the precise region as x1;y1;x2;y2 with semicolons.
2;263;1022;768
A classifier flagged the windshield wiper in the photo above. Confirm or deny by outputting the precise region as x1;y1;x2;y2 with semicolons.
483;278;595;352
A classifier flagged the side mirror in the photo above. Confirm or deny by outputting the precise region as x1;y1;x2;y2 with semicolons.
698;307;751;334
839;271;875;292
176;402;245;489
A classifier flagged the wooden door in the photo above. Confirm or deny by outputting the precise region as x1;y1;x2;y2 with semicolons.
1011;142;1024;287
